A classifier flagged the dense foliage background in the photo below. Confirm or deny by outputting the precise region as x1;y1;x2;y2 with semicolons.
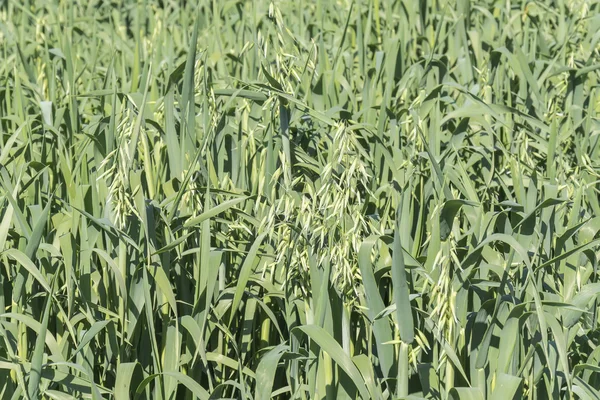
1;0;600;398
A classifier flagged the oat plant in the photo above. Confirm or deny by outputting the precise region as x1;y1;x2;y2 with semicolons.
1;0;600;399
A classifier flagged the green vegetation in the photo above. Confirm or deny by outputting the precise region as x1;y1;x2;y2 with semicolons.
1;0;600;398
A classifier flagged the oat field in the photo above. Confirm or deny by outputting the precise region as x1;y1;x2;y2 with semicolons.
1;0;600;399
